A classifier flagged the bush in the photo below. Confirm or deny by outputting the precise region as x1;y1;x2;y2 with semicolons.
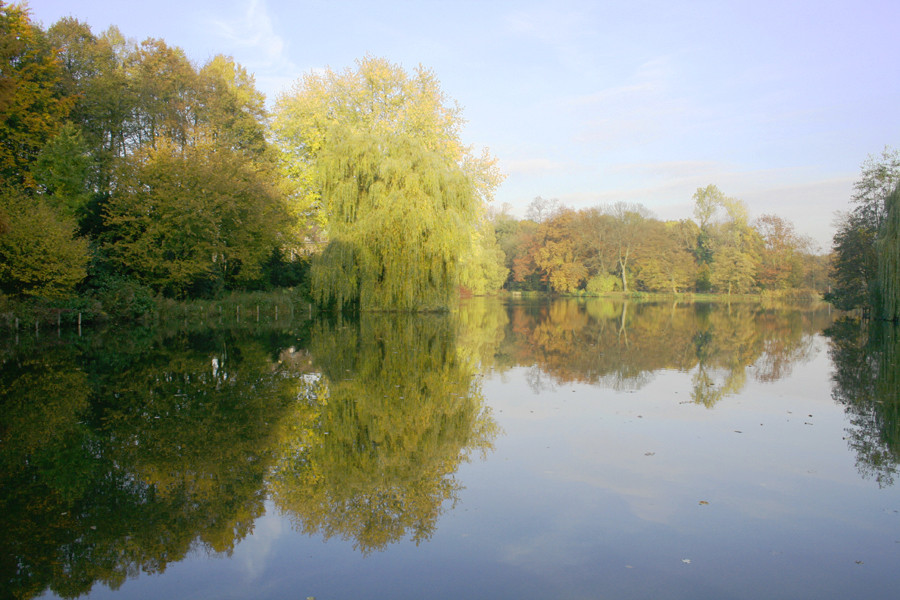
88;275;157;321
586;274;620;296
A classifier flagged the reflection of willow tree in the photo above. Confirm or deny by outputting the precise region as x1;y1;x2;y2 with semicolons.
0;328;309;600
269;314;498;554
827;318;900;486
487;299;830;404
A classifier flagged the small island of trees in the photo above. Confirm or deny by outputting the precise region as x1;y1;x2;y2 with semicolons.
0;3;897;319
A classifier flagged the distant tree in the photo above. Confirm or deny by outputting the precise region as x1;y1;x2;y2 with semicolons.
525;196;562;224
635;220;699;293
692;185;759;294
603;201;653;293
459;216;508;295
753;213;811;290
510;220;545;290
535;209;589;293
488;203;523;288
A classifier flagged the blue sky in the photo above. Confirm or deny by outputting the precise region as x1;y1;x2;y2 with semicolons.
26;0;900;249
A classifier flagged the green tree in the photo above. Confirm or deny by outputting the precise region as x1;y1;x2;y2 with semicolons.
692;186;759;294
45;19;132;195
458;215;508;295
828;211;878;311
0;3;73;188
103;140;288;297
0;192;89;298
876;185;900;321
273;56;501;311
635;219;699;293
125;38;197;150
827;148;900;312
31;122;93;218
196;54;269;157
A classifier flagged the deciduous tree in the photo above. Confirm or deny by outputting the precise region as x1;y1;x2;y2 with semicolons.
0;192;89;298
0;3;73;187
876;185;900;321
273;56;502;310
603;201;652;293
103;140;288;297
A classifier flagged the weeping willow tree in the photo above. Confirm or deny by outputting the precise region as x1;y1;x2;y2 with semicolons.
272;56;502;311
876;185;900;321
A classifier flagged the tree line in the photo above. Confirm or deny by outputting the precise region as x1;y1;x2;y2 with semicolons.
487;188;827;297
0;4;507;314
0;3;893;313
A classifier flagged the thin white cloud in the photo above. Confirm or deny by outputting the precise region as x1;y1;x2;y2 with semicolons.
567;57;674;107
212;0;284;61
208;0;299;100
502;4;599;73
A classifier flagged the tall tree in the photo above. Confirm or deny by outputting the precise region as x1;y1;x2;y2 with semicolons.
692;185;759;294
125;38;197;151
0;3;73;188
827;148;900;312
272;56;502;311
197;55;269;157
709;197;759;295
635;219;699;293
876;185;900;321
753;213;811;290
534;209;589;293
603;201;652;293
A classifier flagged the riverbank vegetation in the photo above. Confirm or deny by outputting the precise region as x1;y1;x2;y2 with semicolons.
0;4;891;318
826;148;900;321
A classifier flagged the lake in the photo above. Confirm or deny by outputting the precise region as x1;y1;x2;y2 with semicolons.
3;298;900;599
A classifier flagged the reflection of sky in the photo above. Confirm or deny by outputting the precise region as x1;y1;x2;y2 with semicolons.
446;336;900;598
63;336;900;600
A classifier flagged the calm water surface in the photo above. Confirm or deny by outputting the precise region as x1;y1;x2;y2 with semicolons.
3;299;900;599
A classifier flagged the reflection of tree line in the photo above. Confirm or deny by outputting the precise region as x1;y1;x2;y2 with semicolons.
827;318;900;486
0;316;496;599
461;299;833;406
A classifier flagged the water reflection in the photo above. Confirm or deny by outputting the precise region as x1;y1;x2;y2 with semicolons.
0;328;304;599
269;314;498;553
0;315;496;599
461;298;832;406
0;298;845;599
826;317;900;486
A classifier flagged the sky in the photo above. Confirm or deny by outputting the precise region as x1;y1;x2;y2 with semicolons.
25;0;900;250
